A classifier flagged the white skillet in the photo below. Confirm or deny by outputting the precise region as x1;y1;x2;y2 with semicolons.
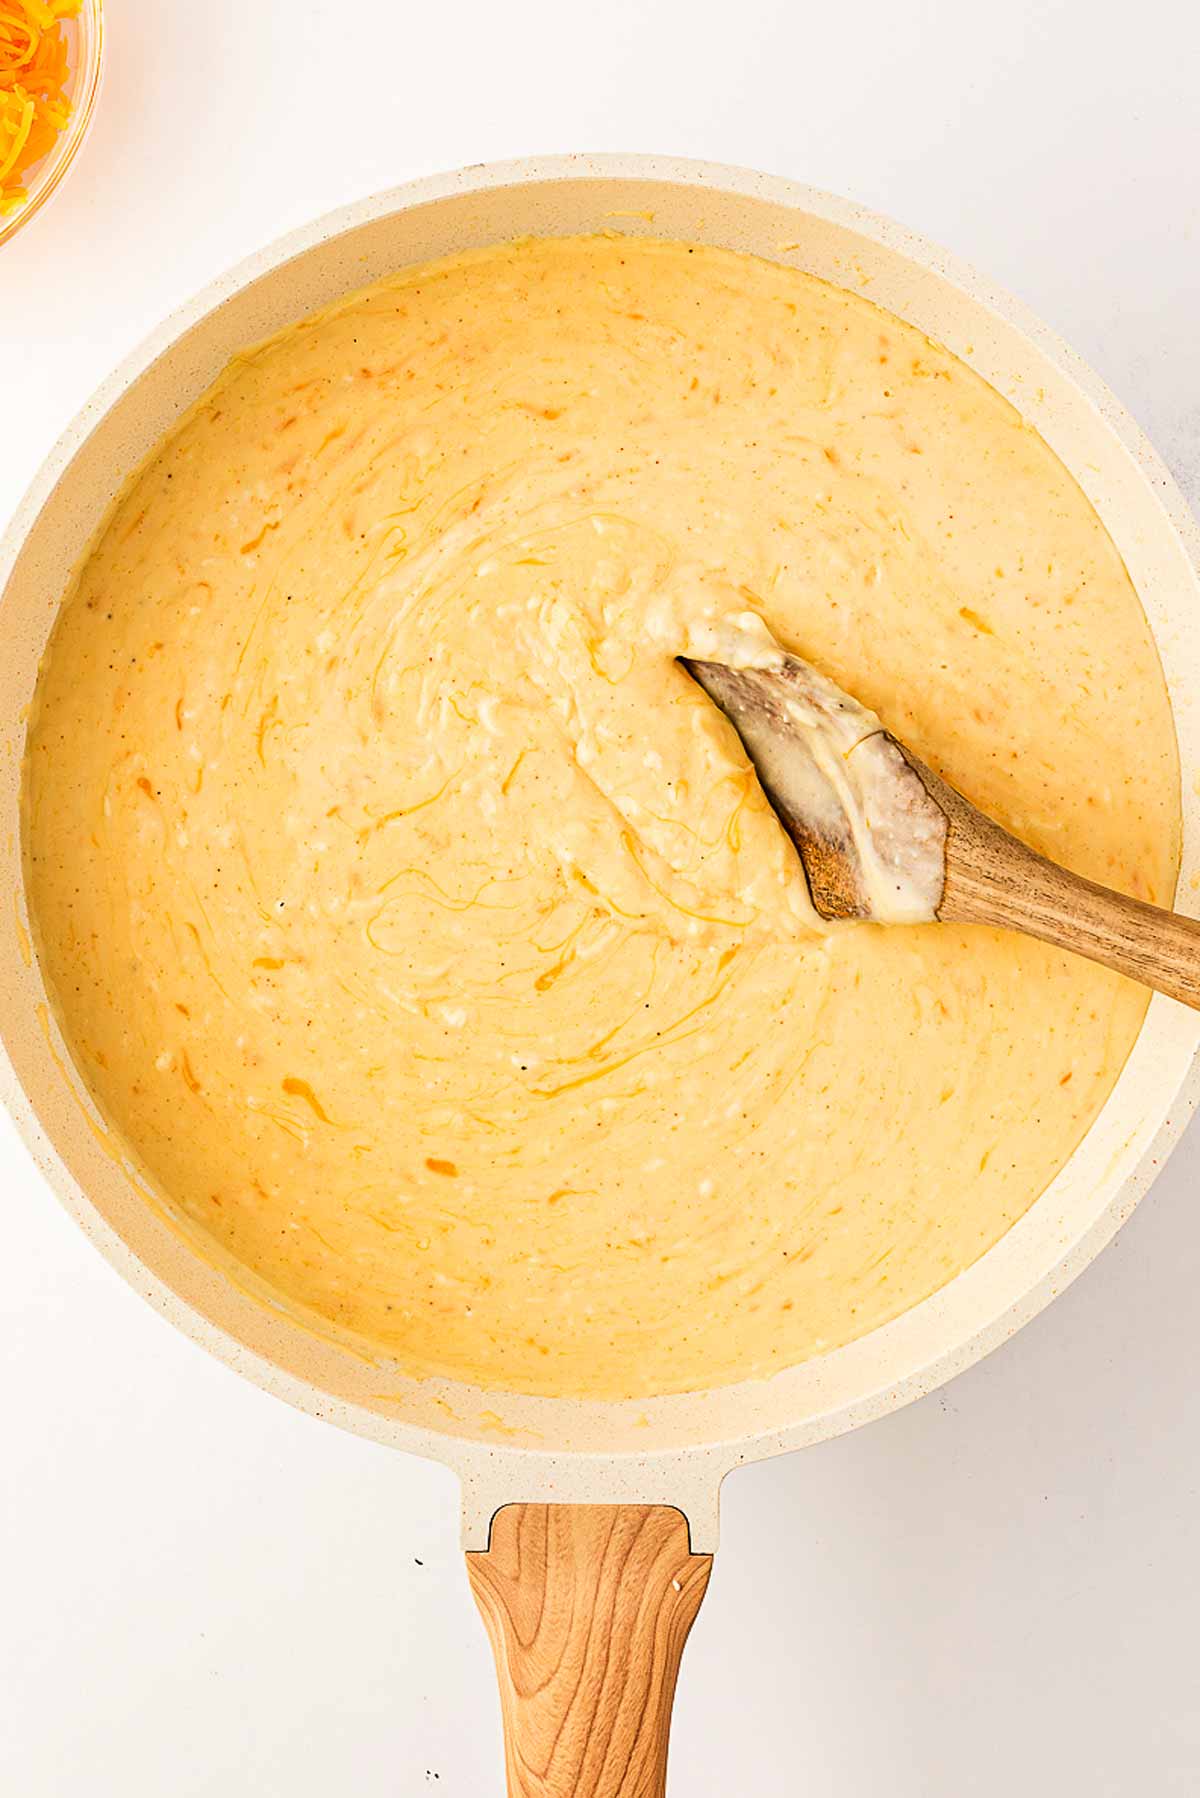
3;156;1199;1794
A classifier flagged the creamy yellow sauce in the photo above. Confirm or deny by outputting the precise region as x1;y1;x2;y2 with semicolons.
24;235;1178;1399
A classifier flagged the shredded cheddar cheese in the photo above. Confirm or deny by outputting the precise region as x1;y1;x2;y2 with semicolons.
0;0;79;217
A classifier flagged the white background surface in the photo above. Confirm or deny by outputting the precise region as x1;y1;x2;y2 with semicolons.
3;1;1200;1792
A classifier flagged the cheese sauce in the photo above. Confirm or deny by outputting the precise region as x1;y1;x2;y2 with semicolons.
23;235;1178;1398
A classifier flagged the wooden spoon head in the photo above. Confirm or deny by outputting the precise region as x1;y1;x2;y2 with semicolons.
679;653;948;923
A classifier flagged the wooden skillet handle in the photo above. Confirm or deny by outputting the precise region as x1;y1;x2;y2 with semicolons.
467;1504;712;1797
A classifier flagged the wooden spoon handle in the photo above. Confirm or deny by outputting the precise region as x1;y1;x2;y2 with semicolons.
942;849;1200;1006
467;1504;712;1798
923;756;1200;1007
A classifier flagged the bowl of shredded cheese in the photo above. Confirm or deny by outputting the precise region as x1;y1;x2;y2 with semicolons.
0;0;102;247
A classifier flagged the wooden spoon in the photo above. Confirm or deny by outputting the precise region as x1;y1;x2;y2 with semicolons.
681;650;1200;1009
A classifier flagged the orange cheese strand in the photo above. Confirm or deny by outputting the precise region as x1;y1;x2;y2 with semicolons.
0;0;79;216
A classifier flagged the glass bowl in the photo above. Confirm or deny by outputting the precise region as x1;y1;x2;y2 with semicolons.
0;0;104;250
